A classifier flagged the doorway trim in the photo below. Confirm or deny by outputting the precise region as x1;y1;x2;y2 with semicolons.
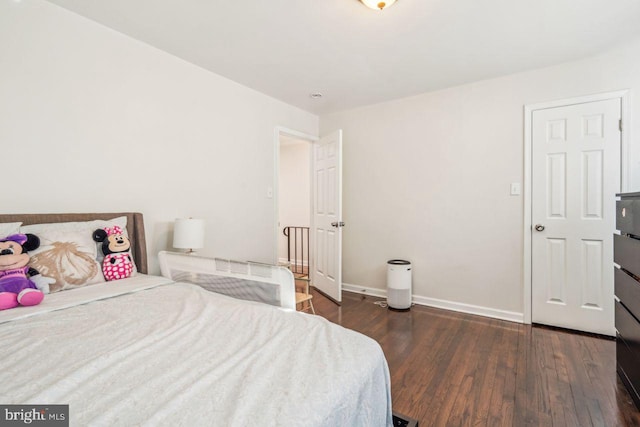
273;126;318;266
522;90;630;324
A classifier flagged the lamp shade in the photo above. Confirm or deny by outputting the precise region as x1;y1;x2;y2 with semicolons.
173;218;205;251
360;0;397;10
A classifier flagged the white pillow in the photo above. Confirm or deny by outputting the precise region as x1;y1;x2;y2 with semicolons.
0;222;22;238
21;216;136;293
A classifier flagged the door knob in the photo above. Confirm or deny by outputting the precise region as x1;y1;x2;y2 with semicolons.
331;221;345;228
534;224;545;232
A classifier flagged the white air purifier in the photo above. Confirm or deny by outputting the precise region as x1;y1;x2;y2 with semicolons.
387;259;412;311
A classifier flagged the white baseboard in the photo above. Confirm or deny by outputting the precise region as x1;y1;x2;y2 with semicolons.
342;282;524;324
342;283;387;298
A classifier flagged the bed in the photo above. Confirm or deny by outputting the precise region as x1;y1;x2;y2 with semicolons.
0;213;392;426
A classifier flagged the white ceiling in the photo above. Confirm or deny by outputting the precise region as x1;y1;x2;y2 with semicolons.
46;0;640;116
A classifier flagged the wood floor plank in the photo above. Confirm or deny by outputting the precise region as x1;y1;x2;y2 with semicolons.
313;289;640;426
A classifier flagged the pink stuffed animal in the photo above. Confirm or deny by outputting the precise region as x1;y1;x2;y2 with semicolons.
93;226;134;281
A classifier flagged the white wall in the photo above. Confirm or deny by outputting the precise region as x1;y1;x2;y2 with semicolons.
0;0;318;273
321;37;640;318
278;140;311;264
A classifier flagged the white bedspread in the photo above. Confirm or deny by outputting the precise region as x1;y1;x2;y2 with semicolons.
0;274;174;325
0;279;392;426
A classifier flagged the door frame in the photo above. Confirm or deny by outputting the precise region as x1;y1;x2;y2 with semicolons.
522;90;630;324
273;126;318;267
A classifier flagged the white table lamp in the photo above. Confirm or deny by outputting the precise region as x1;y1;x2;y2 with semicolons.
173;218;205;254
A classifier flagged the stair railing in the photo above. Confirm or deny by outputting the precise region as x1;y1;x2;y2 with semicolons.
283;226;310;277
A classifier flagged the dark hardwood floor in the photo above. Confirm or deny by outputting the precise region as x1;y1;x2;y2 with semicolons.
311;289;640;427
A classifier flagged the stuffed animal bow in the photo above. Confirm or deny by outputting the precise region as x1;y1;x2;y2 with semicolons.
0;233;48;310
93;226;134;281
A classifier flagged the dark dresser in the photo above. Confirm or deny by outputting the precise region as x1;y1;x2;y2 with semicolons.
615;191;640;408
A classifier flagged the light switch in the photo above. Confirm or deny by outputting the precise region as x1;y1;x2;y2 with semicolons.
510;183;521;196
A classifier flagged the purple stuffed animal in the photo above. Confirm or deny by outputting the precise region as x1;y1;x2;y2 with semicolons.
0;234;45;310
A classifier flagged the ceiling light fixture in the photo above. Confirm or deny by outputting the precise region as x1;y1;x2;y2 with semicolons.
310;93;323;99
360;0;397;10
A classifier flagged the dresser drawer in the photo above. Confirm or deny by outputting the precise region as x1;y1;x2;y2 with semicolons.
614;234;640;278
618;199;640;237
616;300;640;360
616;268;640;321
617;334;640;407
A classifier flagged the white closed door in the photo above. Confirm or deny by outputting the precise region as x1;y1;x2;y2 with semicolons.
531;98;621;336
312;130;343;302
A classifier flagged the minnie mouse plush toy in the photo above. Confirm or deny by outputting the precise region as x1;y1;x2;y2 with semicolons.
0;233;49;310
93;226;134;281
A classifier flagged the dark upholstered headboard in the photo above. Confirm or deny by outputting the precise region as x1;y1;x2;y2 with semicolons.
0;212;148;274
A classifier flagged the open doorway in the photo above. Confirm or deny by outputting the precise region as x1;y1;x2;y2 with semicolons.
276;129;315;313
275;127;344;305
277;134;313;272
